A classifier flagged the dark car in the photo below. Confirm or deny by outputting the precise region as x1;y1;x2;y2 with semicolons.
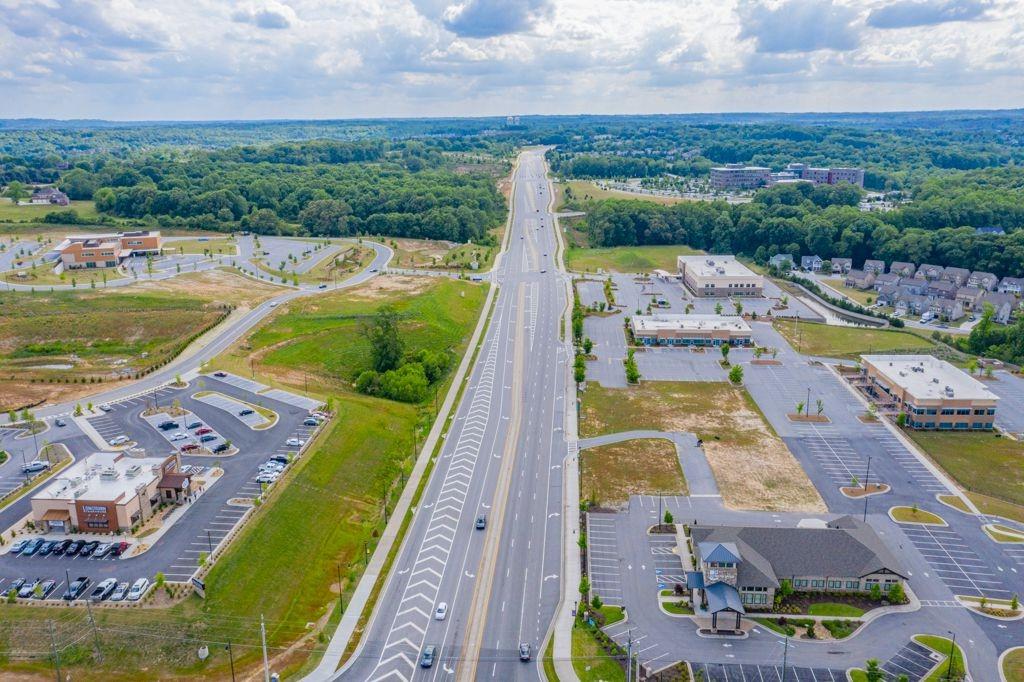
195;427;213;435
475;515;487;530
158;421;179;431
213;371;227;378
212;443;230;453
55;418;67;427
199;434;217;443
110;541;130;557
317;283;328;289
303;417;319;426
238;408;255;416
37;540;57;556
186;421;202;430
36;579;57;599
419;645;436;668
20;538;44;556
63;576;90;601
269;455;289;465
8;578;26;593
51;539;72;556
65;540;84;557
519;643;531;662
79;541;99;557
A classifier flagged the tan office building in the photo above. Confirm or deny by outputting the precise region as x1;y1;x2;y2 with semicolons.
631;314;752;347
861;354;998;430
56;230;162;270
678;255;764;298
31;452;185;533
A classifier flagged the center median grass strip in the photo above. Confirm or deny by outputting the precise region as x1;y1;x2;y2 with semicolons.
773;318;935;359
580;381;825;512
580;438;687;508
905;430;1024;523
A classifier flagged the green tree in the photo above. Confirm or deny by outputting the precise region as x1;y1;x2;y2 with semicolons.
362;306;404;373
583;337;593;355
720;344;730;363
663;510;673;524
4;181;27;202
887;582;905;604
579;576;590;598
864;659;884;682
715;302;723;315
591;594;603;610
728;364;743;385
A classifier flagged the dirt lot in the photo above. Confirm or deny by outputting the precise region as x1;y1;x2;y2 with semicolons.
580;382;825;512
581;438;687;508
346;274;433;300
125;268;285;307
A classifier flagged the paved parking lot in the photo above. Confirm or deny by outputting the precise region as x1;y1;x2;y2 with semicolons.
141;410;228;455
586;512;623;606
193;392;270;428
603;620;676;674
988;371;1024;437
879;639;943;681
867;426;949;495
691;662;846;682
649;534;685;590
791;423;867;486
203;372;322;411
901;525;1010;598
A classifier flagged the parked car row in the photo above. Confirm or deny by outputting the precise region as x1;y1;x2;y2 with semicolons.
255;454;290;485
4;576;150;602
156;416;229;454
9;538;131;559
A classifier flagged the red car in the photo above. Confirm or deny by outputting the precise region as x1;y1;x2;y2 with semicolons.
195;427;213;435
180;443;200;452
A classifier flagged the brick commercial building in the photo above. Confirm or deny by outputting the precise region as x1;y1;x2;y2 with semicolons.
55;230;162;270
861;354;998;430
687;516;906;628
630;314;752;347
784;163;866;188
678;255;764;298
31;452;187;534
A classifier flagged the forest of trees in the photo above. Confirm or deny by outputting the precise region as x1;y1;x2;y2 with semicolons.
573;174;1024;279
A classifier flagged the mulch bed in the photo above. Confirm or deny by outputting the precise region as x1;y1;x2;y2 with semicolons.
840;483;890;498
777;591;882;614
786;414;830;423
752;359;782;365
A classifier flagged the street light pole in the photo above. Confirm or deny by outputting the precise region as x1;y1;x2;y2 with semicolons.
946;630;957;680
863;456;872;522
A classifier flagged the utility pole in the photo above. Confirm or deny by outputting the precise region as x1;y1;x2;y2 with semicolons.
658;494;663;527
337;562;345;614
946;630;957;680
806;387;811;417
626;629;633;682
48;620;61;682
862;456;872;522
86;599;103;662
260;614;270;682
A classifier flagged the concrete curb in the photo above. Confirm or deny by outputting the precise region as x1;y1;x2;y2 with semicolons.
309;263;502;679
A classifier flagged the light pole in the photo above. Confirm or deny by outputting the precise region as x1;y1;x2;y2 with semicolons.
946;630;957;680
862;456;872;522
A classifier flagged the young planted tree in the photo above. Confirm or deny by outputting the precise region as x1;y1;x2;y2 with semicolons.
720;344;730;364
728;364;743;385
795;401;805;415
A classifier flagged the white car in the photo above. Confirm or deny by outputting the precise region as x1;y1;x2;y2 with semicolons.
127;578;150;602
285;437;304;447
108;435;129;446
256;473;280;484
110;582;130;602
434;602;448;621
170;432;188;441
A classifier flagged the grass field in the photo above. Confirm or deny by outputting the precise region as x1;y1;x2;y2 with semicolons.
0;275;487;679
914;635;965;682
0;199;99;222
906;431;1024;513
774;318;936;359
555;180;689;209
890;506;946;525
572;624;625;682
566;244;703;273
1004;647;1024;682
388;237;497;272
820;278;879;306
164;237;237;255
579;381;825;512
581;438;686;507
215;276;486;395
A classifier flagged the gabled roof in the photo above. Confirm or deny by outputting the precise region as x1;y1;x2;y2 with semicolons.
705;582;745;615
699;541;741;564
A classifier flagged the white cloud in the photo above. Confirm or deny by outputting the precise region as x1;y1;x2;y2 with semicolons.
0;0;1020;119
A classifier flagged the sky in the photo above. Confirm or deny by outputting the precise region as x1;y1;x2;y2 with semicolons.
1;0;1022;120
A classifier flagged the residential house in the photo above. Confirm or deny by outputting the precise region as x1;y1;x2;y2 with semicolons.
929;298;964;322
968;271;999;291
769;254;794;270
801;255;823;272
876;284;901;307
915;264;944;281
687;516;907;629
872;273;901;291
844;269;876;290
889;261;916;278
895;294;930;317
955;286;985;311
862;259;886;274
941;267;971;287
980;293;1016;324
25;187;70;206
927;280;957;300
899;279;929;296
997;277;1023;296
830;257;852;274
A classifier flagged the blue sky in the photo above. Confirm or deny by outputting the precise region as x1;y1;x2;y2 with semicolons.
0;0;1021;120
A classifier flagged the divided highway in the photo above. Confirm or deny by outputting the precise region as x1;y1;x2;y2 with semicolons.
335;150;570;681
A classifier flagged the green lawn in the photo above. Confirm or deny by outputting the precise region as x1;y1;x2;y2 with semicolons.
572;625;625;682
774;318;936;359
1003;647;1024;682
581;438;687;507
164;237;237;255
807;603;865;617
556;180;690;210
914;635;965;681
0;199;99;222
820;278;878;306
566;244;702;273
907;431;1024;512
890;506;946;525
600;605;625;625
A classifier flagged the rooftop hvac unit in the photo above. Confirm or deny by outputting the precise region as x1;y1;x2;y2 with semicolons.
945;386;954;397
932;377;940;383
126;464;142;478
100;467;119;480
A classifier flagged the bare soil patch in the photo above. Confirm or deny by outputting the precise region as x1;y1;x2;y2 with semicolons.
581;438;686;508
123;268;284;307
347;275;433;300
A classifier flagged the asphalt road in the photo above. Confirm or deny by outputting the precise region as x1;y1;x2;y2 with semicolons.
335;150;569;681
